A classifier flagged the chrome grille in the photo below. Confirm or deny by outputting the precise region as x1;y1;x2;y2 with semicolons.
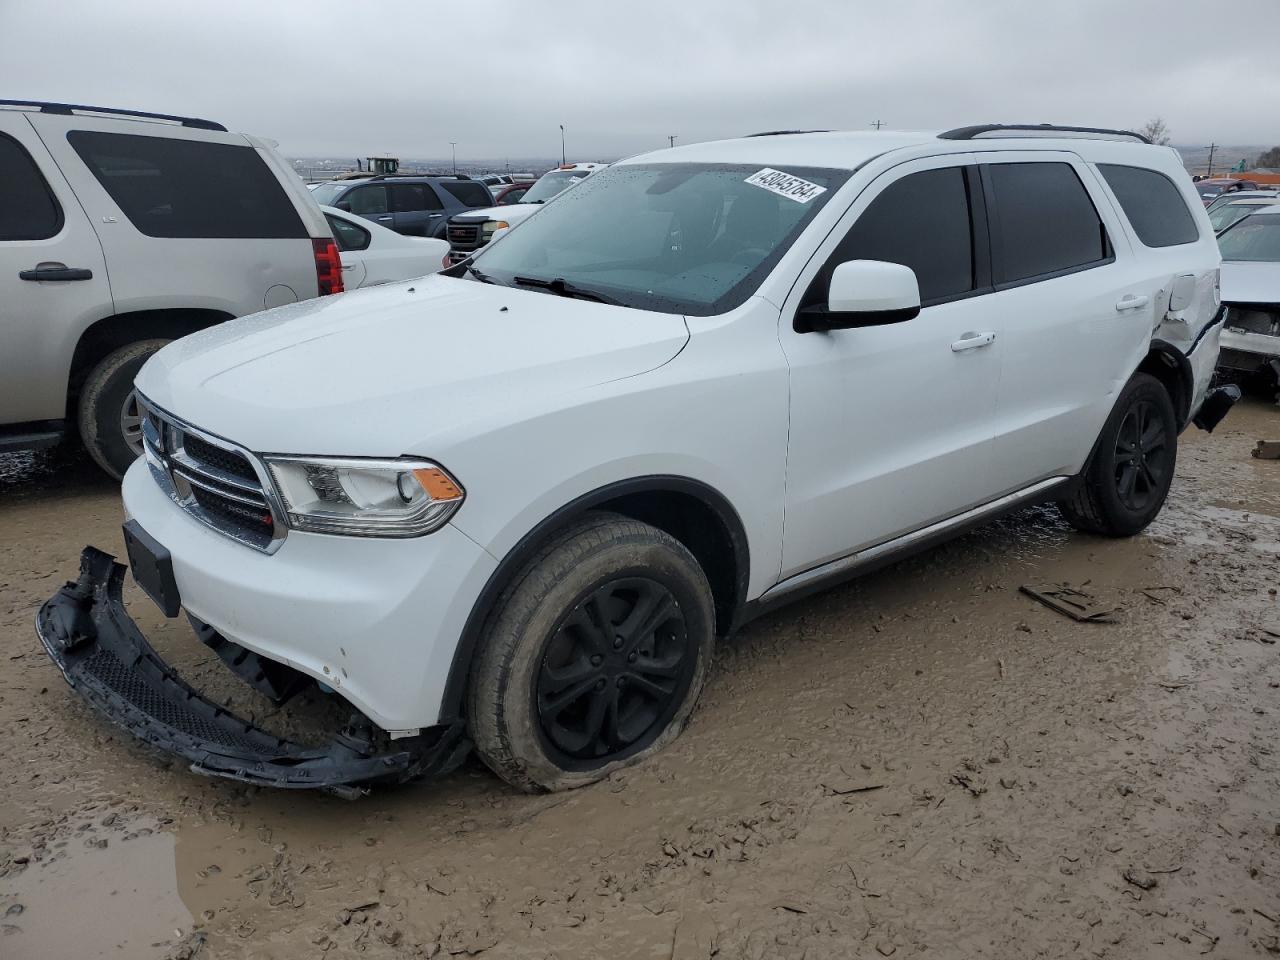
447;223;481;248
139;397;285;553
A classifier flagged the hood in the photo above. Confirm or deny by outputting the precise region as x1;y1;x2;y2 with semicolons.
137;275;688;455
1220;261;1280;307
451;203;540;226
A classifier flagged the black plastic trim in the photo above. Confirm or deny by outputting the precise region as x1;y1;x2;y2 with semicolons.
438;475;751;722
37;547;468;797
939;124;1150;144
738;479;1073;627
0;99;226;131
795;304;919;333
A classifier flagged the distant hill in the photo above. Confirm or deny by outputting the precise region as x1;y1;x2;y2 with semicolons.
1173;144;1270;175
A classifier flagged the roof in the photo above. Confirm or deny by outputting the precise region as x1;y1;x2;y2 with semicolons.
619;128;1173;171
1245;204;1280;216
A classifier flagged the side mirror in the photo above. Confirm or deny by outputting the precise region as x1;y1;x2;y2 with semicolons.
796;260;921;333
335;200;352;212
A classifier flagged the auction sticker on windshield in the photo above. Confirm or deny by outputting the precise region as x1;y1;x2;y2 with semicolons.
744;168;827;203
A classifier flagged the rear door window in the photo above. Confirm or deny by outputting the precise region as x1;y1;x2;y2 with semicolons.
984;162;1110;284
439;180;493;207
817;166;976;305
67;130;305;239
391;183;442;212
345;185;389;215
0;133;63;240
1097;164;1200;247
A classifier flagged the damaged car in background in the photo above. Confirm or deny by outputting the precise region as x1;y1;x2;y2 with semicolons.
1216;204;1280;395
39;123;1239;797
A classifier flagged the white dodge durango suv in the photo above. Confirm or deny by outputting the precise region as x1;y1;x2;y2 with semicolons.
39;124;1237;796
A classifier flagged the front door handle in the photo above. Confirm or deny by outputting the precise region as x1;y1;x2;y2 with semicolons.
951;331;996;352
20;262;94;282
375;215;393;221
1115;294;1150;311
428;213;443;219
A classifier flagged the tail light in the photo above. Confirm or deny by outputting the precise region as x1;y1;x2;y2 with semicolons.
312;238;344;296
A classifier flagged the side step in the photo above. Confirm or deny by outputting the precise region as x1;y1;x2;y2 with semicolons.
37;547;468;798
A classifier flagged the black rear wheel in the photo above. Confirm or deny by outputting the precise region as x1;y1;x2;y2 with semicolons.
1058;372;1178;537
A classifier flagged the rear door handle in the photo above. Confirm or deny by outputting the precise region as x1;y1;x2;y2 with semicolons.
20;262;94;282
951;331;996;352
1115;294;1150;311
375;215;393;222
428;213;443;219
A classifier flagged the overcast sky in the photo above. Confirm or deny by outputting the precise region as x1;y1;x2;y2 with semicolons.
2;0;1277;162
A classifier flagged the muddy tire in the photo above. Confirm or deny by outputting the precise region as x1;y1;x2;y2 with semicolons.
1057;372;1177;537
77;340;169;481
468;512;714;793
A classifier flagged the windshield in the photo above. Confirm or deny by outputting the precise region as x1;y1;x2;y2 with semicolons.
1210;202;1273;232
1198;183;1229;198
472;162;850;315
520;169;592;204
1218;215;1280;262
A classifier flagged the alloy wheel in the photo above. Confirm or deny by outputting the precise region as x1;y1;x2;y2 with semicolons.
536;577;691;765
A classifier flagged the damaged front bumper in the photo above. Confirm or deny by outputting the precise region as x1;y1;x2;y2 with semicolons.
36;547;469;798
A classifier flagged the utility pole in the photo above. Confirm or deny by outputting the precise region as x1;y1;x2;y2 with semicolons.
1206;142;1217;179
449;140;457;175
668;135;676;148
870;120;885;130
559;124;566;165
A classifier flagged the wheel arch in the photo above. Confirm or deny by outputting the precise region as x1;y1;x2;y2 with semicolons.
67;308;234;421
438;475;750;722
1138;339;1194;429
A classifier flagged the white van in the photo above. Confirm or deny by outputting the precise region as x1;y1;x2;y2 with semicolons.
0;99;337;478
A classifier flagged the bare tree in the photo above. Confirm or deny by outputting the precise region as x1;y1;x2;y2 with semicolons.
1138;117;1171;146
1256;146;1280;169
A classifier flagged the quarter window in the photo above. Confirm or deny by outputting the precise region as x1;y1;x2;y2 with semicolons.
1098;164;1200;247
325;214;370;252
67;130;305;240
818;166;975;304
0;134;63;241
985;162;1110;283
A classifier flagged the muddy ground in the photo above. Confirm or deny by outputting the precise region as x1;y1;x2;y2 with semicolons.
2;400;1280;960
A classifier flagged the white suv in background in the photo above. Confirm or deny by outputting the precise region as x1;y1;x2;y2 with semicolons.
0;99;339;478
40;124;1237;798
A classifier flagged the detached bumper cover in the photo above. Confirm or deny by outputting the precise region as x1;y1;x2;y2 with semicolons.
36;547;468;797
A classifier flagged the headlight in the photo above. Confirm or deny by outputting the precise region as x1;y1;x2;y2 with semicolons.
482;220;509;234
263;456;464;538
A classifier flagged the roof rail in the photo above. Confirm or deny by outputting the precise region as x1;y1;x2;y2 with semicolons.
0;99;226;132
745;129;831;138
939;124;1150;144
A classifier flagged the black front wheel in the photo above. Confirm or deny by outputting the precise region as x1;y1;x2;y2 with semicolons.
1058;372;1178;537
469;512;714;792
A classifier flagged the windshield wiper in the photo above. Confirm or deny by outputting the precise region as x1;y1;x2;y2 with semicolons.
513;276;623;306
465;263;498;284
